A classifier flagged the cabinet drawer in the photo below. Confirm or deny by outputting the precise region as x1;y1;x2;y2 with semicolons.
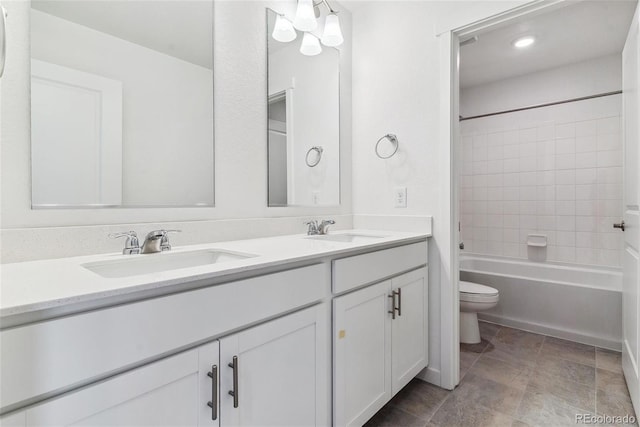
332;242;427;294
1;264;327;411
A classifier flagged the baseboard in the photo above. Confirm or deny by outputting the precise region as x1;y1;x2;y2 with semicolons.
478;313;622;351
623;339;639;418
415;366;442;388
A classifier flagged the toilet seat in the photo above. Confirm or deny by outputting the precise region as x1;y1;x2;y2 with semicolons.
460;281;499;303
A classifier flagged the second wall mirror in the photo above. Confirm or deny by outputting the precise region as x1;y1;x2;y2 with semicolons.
266;8;340;207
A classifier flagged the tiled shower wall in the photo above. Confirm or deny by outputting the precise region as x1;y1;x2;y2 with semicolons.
459;96;623;267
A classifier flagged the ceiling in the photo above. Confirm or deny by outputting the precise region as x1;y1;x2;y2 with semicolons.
31;0;213;69
460;0;638;89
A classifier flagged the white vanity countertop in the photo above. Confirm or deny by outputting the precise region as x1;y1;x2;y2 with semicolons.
0;229;429;321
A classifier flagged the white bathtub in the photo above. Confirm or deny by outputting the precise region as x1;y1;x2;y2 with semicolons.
460;254;623;350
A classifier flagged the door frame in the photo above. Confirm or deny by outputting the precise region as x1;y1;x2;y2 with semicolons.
440;0;568;388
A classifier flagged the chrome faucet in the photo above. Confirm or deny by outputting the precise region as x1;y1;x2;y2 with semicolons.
109;231;141;255
305;220;335;235
318;220;335;235
141;229;181;254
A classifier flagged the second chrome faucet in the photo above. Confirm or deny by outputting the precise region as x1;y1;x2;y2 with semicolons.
109;229;181;255
305;220;335;235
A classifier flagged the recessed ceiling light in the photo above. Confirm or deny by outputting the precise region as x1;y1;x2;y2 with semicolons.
513;36;535;48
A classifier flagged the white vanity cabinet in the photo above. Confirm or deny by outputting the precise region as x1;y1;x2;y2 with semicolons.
2;304;328;427
333;267;428;427
22;342;219;426
219;304;328;427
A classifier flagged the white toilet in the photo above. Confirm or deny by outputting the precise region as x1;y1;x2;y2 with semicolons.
459;281;499;344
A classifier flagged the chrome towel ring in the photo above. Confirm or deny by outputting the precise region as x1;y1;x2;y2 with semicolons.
305;146;323;167
375;134;399;159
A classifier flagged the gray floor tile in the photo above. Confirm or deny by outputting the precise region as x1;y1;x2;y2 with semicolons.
598;368;632;398
540;336;596;367
450;372;524;416
597;348;624;375
479;321;501;341
470;354;534;390
536;355;596;387
597;388;637;420
483;328;545;368
516;385;594;426
528;371;596;412
392;378;451;421
364;404;428;427
430;392;516;427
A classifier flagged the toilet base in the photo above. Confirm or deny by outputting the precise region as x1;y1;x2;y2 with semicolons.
460;311;481;344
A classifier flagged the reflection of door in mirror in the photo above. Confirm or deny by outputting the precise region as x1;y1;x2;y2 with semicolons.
266;8;340;207
268;92;290;206
29;1;214;208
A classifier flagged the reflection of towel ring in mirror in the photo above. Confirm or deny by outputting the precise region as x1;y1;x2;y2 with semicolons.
375;134;399;159
305;146;323;167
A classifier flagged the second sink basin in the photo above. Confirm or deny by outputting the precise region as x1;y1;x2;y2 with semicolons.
83;249;256;278
305;233;386;243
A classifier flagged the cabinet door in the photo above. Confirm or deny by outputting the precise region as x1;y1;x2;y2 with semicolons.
391;268;429;395
24;342;219;426
220;304;328;427
0;411;26;426
333;281;392;427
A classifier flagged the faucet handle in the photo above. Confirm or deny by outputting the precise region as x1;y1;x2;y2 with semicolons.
109;231;140;255
160;229;181;251
305;220;319;235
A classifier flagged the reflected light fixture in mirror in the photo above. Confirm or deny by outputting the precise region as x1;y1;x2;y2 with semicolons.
321;13;343;47
273;14;297;42
293;0;317;31
300;33;322;56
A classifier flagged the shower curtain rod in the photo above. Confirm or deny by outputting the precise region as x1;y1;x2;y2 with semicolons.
459;90;622;121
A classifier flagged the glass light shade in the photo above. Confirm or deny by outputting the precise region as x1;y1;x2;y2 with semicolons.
272;15;297;43
300;32;322;56
321;13;343;47
293;0;317;32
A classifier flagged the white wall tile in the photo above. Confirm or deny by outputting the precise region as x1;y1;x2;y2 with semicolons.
460;105;622;268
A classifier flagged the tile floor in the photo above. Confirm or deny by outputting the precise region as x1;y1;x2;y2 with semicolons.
365;322;637;427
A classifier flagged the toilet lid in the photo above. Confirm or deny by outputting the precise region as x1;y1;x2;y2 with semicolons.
460;281;499;296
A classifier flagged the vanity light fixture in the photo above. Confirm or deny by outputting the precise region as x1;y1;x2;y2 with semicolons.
273;14;297;42
300;32;322;56
293;0;317;32
291;0;344;47
513;36;535;48
321;13;343;47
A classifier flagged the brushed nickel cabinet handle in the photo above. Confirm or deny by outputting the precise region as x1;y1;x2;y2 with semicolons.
388;293;396;320
206;365;218;420
395;288;402;316
614;221;626;232
228;356;239;408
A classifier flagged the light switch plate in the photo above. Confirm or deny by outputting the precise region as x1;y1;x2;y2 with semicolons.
394;187;407;208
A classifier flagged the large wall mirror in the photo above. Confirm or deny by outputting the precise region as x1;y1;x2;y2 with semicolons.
267;9;340;207
30;1;214;208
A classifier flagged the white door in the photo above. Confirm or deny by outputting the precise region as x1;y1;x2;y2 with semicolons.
333;281;393;427
23;342;219;426
219;305;328;427
622;2;640;415
31;59;123;207
391;268;429;395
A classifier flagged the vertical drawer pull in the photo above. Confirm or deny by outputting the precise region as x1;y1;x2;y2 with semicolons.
228;356;239;408
395;288;401;316
388;293;396;319
206;365;218;420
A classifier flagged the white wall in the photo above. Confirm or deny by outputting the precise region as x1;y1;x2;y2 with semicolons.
350;0;532;389
31;9;215;206
460;57;624;268
269;40;340;206
461;54;622;118
0;0;353;261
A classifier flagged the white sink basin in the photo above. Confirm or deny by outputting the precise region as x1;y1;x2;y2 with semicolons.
305;233;386;243
83;250;256;278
